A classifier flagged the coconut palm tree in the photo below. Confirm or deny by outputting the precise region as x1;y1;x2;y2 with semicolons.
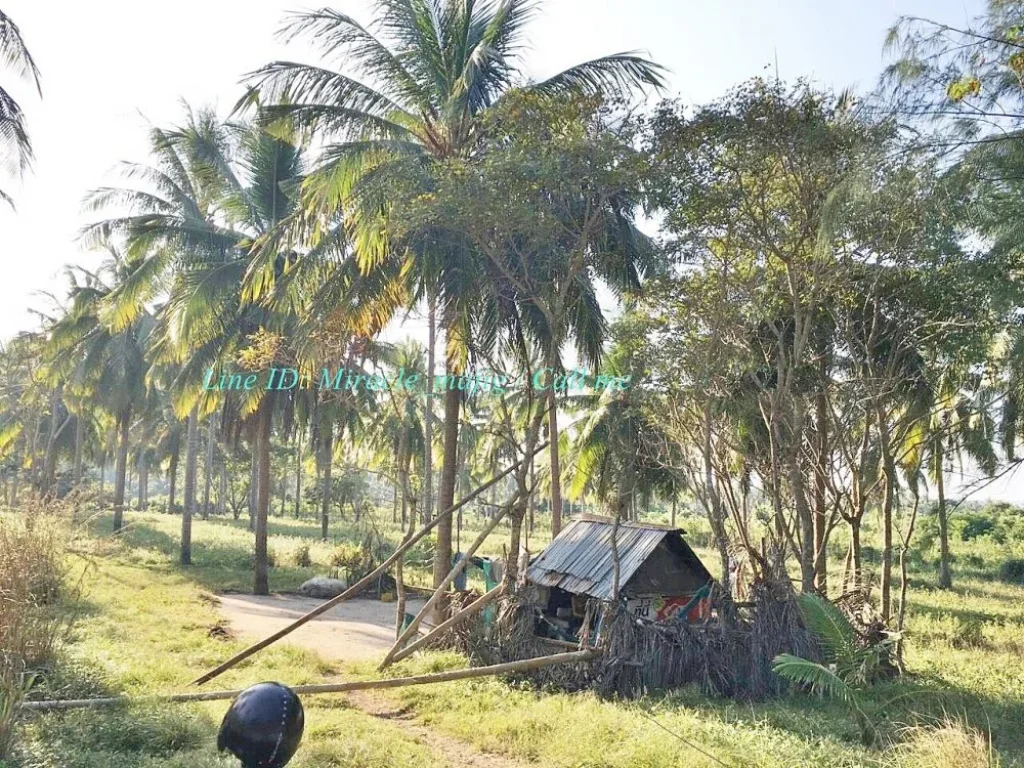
47;247;153;532
247;0;666;588
0;8;40;207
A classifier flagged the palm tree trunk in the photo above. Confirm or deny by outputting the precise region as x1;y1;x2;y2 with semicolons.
936;439;952;589
320;428;333;542
73;415;84;487
10;440;22;507
433;383;460;589
548;388;562;537
253;395;274;595
248;449;257;533
168;444;179;514
294;436;303;518
202;420;215;520
218;462;227;515
423;295;436;525
112;408;131;532
182;406;199;566
137;454;148;511
98;451;105;499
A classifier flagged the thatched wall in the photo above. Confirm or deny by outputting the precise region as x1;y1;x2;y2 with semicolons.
439;579;821;700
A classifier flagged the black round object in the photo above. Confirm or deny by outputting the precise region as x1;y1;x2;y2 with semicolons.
217;682;304;768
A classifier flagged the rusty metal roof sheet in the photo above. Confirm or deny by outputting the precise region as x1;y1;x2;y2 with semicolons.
526;516;702;601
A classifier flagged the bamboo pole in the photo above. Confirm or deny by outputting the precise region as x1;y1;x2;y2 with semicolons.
24;650;599;713
191;443;548;686
379;492;516;670
390;583;506;665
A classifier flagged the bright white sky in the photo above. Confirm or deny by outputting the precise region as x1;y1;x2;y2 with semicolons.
4;0;1015;501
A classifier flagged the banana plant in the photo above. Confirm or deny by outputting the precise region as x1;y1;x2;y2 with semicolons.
772;593;900;745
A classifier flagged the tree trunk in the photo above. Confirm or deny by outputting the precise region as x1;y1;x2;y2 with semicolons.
812;387;828;593
182;406;199;566
878;413;896;622
548;388;563;537
98;451;105;499
41;387;64;496
294;436;303;518
73;415;84;487
253;396;274;596
203;420;215;520
849;517;863;591
248;449;257;533
433;382;460;589
168;443;179;514
137;454;148;511
423;296;436;525
936;439;952;589
218;462;227;515
112;408;131;533
320;427;333;542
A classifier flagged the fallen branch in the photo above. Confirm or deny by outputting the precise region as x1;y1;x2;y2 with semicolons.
190;442;548;687
389;583;506;665
379;492;517;670
24;649;600;712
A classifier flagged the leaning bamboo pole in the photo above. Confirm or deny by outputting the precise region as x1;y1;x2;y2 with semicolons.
378;492;517;670
23;650;600;713
191;442;549;686
389;583;506;665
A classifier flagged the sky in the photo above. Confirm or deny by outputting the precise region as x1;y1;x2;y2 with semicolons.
3;0;1015;501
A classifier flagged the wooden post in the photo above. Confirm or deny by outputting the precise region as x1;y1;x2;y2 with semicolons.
390;583;506;665
26;650;599;712
191;443;548;686
378;492;516;670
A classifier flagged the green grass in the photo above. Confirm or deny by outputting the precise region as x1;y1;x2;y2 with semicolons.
11;506;1024;767
11;532;447;767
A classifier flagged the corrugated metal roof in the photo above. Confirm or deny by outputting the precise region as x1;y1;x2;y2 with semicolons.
526;516;687;601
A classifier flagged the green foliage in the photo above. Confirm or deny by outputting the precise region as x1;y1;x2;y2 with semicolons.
292;543;312;568
998;558;1024;585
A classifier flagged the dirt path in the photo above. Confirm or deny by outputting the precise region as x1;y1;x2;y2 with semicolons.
217;593;428;661
345;689;530;768
218;592;535;768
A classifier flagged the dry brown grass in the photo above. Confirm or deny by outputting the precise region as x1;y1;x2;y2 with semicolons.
888;718;1000;768
0;496;78;758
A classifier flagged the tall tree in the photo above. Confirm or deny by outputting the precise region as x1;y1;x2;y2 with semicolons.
0;9;39;207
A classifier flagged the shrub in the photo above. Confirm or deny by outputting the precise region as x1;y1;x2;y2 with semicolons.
959;514;996;542
998;558;1024;585
293;543;312;568
248;546;277;570
951;618;989;650
329;542;364;571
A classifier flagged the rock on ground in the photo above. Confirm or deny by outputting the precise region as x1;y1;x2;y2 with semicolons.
298;576;348;598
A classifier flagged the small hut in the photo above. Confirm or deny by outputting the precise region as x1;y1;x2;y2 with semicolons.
525;515;714;642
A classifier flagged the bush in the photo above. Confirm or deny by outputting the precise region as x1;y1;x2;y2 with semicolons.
293;543;312;568
329;542;364;571
959;514;996;542
248;546;277;570
951;618;989;650
998;558;1024;585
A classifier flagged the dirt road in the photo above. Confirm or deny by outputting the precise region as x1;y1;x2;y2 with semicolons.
218;592;534;768
217;593;427;662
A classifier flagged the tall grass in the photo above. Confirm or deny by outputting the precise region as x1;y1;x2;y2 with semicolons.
888;718;1000;768
0;497;76;758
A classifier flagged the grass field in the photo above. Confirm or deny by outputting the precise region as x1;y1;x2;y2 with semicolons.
7;506;1024;767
